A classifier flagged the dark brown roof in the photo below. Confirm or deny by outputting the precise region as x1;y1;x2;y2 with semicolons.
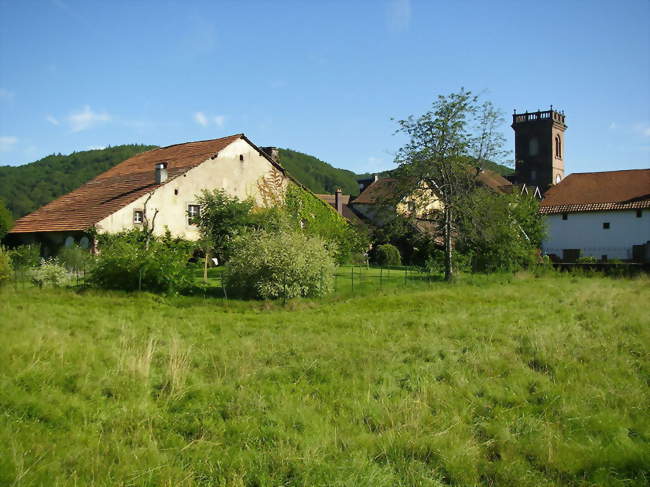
350;178;400;205
475;169;512;193
351;170;515;206
540;169;650;214
315;194;365;225
10;134;244;233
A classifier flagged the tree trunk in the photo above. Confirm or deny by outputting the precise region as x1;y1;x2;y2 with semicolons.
203;248;209;283
444;206;453;282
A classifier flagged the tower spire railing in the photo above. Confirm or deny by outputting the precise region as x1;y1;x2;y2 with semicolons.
512;108;565;125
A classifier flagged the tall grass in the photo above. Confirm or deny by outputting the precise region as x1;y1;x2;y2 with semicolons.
0;274;648;486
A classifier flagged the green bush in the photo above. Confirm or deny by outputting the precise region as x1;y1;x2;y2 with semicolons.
58;244;93;274
0;246;13;286
89;232;195;294
224;230;336;300
373;244;402;266
30;258;69;288
10;244;40;270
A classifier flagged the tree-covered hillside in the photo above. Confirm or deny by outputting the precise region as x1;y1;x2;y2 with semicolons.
0;146;366;220
0;144;513;221
0;145;157;219
278;149;361;196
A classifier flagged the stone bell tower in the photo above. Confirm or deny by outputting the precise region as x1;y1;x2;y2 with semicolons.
511;107;567;191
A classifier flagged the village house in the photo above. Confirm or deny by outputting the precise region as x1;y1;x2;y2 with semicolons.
7;134;294;255
540;169;650;261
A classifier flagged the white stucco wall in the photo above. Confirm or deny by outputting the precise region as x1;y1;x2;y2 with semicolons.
543;209;650;259
96;139;287;240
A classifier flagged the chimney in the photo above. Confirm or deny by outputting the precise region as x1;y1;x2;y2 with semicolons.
155;162;168;184
335;188;343;215
260;146;279;163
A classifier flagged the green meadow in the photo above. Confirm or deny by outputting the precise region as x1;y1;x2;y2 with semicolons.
1;274;648;486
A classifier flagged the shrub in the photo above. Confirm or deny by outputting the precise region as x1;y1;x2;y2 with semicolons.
0;246;13;286
30;258;69;288
89;232;195;294
10;244;41;270
58;245;93;274
224;230;336;300
373;244;402;266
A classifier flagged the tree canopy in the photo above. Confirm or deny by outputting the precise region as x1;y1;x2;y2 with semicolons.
393;89;511;280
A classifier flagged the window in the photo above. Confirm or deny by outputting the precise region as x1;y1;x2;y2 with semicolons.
239;154;244;161
555;134;562;158
530;169;537;181
187;204;201;225
603;222;610;229
636;209;643;218
556;174;562;184
174;188;179;195
133;210;143;224
529;137;539;156
562;213;568;220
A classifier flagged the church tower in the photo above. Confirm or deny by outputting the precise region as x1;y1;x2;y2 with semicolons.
511;107;567;191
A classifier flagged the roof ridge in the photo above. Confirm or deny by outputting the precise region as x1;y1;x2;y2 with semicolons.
151;133;243;152
567;168;650;176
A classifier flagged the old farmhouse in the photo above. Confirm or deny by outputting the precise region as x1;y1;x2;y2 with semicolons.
8;134;294;255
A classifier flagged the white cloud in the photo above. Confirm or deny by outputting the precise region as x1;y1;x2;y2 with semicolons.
0;136;18;152
87;145;106;150
633;122;650;137
387;0;411;32
0;88;14;101
194;111;226;128
194;111;209;126
608;122;617;130
46;114;60;126
67;105;111;132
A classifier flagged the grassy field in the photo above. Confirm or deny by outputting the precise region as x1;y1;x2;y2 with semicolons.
1;274;648;486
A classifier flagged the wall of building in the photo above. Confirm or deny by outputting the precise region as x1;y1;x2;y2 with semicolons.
543;210;650;259
96;139;288;240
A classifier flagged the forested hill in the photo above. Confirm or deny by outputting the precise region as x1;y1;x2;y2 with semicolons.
0;145;157;219
0;145;513;220
277;149;361;196
0;145;364;220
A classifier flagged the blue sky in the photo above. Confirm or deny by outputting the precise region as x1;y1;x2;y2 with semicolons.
0;0;648;175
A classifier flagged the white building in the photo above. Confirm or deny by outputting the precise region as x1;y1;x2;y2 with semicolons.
9;134;292;255
540;169;650;261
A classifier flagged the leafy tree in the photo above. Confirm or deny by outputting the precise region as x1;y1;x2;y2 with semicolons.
458;189;546;272
393;89;508;280
194;189;256;276
0;199;12;241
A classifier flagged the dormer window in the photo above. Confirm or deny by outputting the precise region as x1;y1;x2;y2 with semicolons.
187;204;201;225
133;210;144;224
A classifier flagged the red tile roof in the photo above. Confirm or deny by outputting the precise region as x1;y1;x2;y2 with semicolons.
10;134;244;233
539;169;650;214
